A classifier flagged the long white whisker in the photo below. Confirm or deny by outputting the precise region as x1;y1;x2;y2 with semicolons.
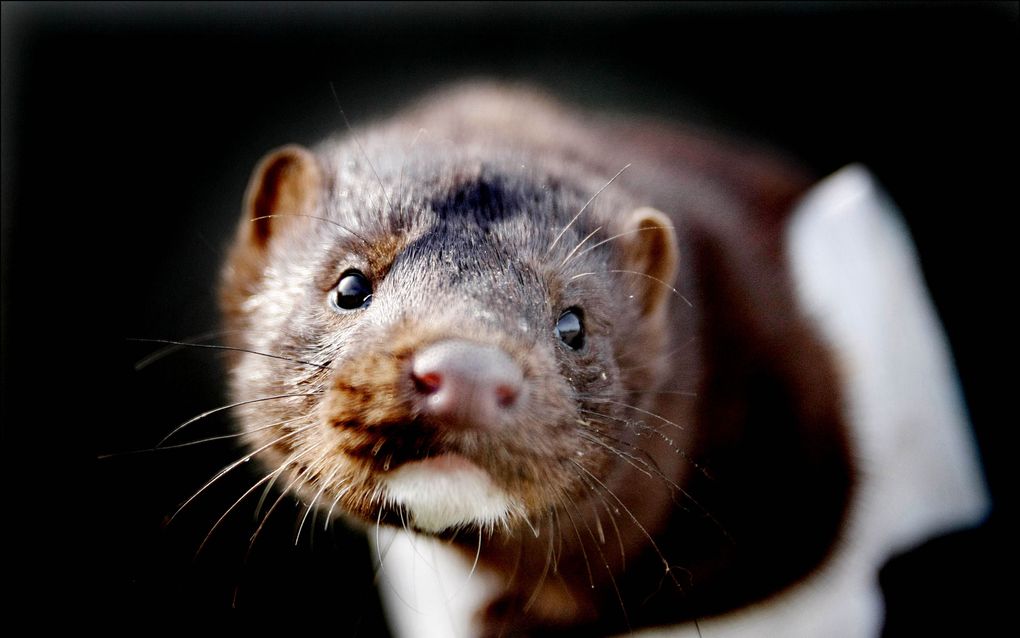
576;427;654;481
329;82;393;215
467;527;483;586
610;269;693;307
559;225;602;267
375;506;387;580
571;459;679;586
128;338;332;371
523;513;557;613
584;397;687;432
397;127;428;221
252;415;321;520
596;483;627;570
197;457;295;556
169;421;317;524
156;392;319;447
247;448;331;554
578;424;716;529
250;214;372;247
557;495;595;590
101;416;310;460
567;225;677;267
566;269;693;308
133;328;237;370
371;510;426;614
548;163;631;253
563;475;630;628
324;483;353;530
296;464;340;545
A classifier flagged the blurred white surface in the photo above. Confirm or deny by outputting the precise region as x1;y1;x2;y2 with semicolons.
635;164;990;637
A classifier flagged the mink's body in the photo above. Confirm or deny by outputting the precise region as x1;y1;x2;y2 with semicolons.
219;84;853;636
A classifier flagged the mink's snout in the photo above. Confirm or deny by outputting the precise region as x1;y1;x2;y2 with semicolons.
411;339;525;431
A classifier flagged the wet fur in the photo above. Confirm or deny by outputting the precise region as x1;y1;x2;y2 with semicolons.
217;84;853;635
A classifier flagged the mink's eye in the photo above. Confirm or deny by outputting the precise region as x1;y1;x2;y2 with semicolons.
332;270;373;311
555;308;585;350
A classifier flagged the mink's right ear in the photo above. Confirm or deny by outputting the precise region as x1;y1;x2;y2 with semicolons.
222;146;322;307
240;145;322;249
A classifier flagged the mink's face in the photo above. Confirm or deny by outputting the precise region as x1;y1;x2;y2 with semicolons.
219;142;678;536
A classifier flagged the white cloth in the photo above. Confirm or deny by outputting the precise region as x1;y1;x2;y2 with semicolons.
634;164;990;637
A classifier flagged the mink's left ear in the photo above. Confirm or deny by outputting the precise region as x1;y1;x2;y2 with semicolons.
619;207;680;318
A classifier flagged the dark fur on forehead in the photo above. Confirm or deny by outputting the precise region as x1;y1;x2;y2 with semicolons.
429;163;581;227
433;171;520;227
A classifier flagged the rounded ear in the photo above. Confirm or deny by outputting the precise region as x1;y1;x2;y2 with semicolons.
221;146;322;308
620;207;680;318
242;145;322;248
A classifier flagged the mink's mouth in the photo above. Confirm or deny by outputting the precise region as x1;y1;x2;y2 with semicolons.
339;418;464;473
338;422;520;533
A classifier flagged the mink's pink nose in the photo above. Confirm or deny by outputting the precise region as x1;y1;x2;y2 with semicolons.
411;340;524;430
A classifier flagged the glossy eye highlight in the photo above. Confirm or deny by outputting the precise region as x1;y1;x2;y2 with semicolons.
555;308;585;350
332;270;373;311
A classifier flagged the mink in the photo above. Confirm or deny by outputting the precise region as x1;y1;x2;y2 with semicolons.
219;83;852;636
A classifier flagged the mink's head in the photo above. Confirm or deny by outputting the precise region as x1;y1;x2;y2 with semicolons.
218;132;681;537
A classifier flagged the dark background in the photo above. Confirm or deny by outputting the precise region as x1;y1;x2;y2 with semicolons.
2;1;1013;631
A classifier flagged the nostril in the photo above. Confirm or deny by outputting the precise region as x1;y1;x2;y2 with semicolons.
494;384;519;408
413;371;443;395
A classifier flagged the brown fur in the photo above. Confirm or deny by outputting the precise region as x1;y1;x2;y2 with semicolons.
219;84;852;635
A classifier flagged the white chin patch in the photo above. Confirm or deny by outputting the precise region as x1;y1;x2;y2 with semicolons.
381;455;516;534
